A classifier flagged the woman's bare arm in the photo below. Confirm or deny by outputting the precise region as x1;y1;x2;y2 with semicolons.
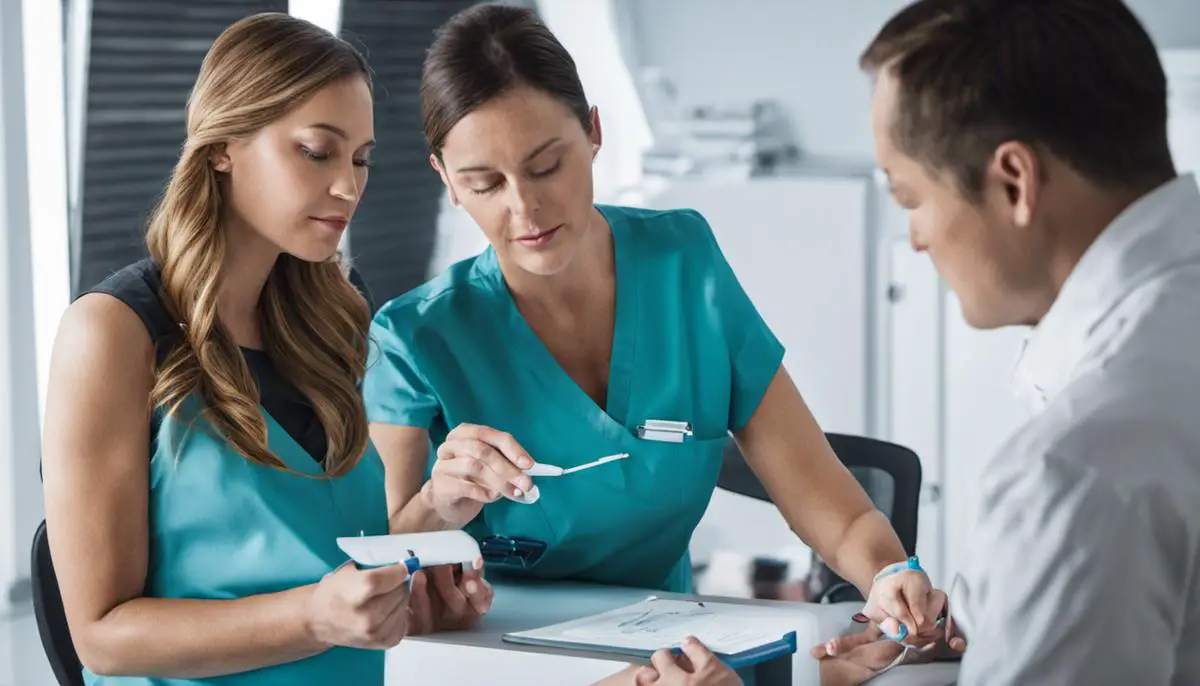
369;423;457;533
41;294;329;678
733;367;906;594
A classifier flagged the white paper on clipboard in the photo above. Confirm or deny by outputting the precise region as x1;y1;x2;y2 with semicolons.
505;597;808;655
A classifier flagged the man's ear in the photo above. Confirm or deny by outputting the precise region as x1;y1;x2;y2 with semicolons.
209;143;232;173
990;141;1040;229
588;106;602;160
430;154;460;206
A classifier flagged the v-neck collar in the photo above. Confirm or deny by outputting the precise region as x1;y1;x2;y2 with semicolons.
262;406;327;476
480;204;639;441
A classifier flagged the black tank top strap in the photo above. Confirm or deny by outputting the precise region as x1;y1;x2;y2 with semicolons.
82;257;180;365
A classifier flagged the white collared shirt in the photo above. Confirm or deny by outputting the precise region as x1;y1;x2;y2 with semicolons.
950;174;1200;685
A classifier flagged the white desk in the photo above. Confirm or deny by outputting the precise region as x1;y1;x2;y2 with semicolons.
386;578;959;685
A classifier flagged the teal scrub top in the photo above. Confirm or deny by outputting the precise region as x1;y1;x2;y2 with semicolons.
85;400;390;686
364;205;784;592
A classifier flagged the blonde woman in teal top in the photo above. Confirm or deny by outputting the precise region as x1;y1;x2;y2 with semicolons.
40;14;489;686
365;5;947;670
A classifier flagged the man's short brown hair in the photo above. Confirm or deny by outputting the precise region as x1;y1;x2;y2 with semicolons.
861;0;1175;200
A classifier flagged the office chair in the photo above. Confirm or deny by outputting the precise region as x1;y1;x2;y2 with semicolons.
32;520;85;686
716;432;923;604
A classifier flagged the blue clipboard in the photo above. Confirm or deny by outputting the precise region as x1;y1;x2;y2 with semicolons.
502;631;797;671
500;597;799;672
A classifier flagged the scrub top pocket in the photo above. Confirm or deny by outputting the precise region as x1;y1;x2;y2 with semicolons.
621;433;729;516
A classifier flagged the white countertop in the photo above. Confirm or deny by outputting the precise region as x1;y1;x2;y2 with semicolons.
386;578;959;686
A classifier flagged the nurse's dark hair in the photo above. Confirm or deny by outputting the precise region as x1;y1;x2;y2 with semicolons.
860;0;1175;201
421;3;591;156
145;12;373;477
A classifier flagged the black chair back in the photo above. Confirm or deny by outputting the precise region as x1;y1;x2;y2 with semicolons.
31;520;84;686
716;432;923;602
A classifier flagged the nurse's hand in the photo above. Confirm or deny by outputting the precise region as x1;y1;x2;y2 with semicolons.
633;637;743;686
427;423;536;526
306;561;412;650
408;560;494;635
861;568;944;640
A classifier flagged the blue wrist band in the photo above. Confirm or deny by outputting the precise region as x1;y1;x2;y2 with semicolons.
874;555;923;583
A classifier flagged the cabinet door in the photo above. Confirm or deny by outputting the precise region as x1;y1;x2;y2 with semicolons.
941;295;1030;578
648;177;870;435
885;239;946;584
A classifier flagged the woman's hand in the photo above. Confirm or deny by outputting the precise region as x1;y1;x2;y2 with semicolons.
305;562;413;650
425;423;536;527
860;566;945;639
408;560;494;634
632;638;743;686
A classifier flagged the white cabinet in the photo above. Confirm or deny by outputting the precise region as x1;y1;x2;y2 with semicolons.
645;174;875;566
881;235;1030;583
940;298;1029;579
882;238;947;584
646;175;873;436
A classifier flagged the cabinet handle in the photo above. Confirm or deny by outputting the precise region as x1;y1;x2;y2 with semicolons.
921;484;942;503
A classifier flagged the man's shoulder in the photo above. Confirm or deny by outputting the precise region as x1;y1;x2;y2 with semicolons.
988;366;1200;511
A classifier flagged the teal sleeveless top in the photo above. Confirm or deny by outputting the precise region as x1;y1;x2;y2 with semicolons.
83;261;389;686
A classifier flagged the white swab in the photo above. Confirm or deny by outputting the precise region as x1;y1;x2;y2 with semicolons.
524;453;630;477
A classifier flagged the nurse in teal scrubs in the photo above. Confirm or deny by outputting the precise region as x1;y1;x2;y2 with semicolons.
367;3;944;648
39;14;488;686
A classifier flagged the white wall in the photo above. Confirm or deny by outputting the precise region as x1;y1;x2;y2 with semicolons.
0;0;45;608
625;0;1200;162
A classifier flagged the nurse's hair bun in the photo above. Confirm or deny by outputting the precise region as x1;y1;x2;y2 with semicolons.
420;4;592;156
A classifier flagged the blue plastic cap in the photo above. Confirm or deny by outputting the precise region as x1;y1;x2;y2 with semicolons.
404;556;421;575
886;623;909;642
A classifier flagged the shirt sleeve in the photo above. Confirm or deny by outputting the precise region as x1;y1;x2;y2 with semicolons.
957;420;1186;686
685;209;785;432
362;308;441;428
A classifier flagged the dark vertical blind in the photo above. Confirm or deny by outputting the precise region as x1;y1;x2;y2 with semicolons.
75;0;287;295
339;0;477;306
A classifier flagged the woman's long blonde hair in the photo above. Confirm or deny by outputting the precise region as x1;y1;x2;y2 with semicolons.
146;13;372;477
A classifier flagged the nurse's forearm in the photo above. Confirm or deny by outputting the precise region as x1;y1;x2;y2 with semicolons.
829;509;908;595
389;481;460;533
77;585;327;678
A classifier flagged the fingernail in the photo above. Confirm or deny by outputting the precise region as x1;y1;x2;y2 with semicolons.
465;580;479;594
520;455;533;468
512;487;524;497
826;641;836;656
473;557;484;571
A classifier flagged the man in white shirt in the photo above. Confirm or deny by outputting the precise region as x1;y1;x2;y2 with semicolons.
810;0;1200;684
625;1;1198;684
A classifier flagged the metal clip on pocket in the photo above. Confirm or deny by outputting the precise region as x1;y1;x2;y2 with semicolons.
636;419;694;443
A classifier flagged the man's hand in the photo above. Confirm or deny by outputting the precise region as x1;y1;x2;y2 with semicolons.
810;613;967;685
